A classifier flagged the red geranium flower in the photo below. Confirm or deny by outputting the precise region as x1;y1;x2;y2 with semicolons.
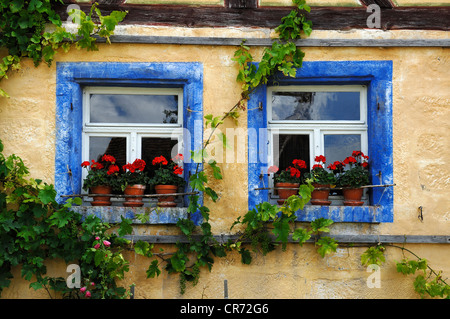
132;158;146;172
81;161;90;168
107;164;119;175
292;159;307;169
101;154;116;163
91;160;104;170
352;150;363;157
122;163;134;173
343;156;357;165
312;164;323;170
314;155;326;163
173;165;183;175
152;155;168;166
289;167;301;178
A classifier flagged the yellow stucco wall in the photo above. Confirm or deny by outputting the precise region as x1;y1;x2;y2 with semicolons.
0;26;449;299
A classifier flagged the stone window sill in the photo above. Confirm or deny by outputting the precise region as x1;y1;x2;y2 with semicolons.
295;205;382;223
71;206;188;224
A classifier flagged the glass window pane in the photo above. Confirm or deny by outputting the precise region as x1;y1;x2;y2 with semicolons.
273;134;310;172
90;94;179;124
142;137;179;184
324;134;361;166
271;91;360;121
89;136;127;168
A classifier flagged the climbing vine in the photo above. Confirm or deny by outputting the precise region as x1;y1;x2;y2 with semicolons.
0;0;127;97
0;0;448;300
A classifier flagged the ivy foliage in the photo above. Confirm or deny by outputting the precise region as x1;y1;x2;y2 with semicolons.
361;244;449;299
0;1;127;97
233;0;311;96
0;138;136;298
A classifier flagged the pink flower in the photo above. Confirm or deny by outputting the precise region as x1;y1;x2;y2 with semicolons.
80;287;86;293
91;282;95;287
85;291;91;298
95;236;100;240
94;243;100;249
103;240;111;247
268;165;279;174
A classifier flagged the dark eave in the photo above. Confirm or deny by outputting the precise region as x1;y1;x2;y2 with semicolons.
54;2;450;31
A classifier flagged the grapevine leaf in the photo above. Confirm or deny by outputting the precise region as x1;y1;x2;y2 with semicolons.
316;236;338;258
146;260;161;278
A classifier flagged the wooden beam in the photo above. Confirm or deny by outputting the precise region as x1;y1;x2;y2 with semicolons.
55;3;450;31
91;35;450;47
227;0;258;8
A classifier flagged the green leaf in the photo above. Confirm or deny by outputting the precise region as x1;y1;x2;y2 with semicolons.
256;201;278;221
272;217;291;250
204;114;213;127
118;216;133;237
239;248;252;265
177;218;196;237
311;218;334;233
316;236;338;258
38;185;56;205
134;240;153;257
94;249;104;267
292;228;312;246
29;281;43;291
189;171;207;191
146;260;161;278
10;0;24;13
361;245;386;266
208;160;222;180
170;253;187;272
205;187;218;202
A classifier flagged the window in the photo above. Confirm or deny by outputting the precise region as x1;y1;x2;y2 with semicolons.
267;85;369;205
248;61;393;223
82;87;184;202
55;62;204;224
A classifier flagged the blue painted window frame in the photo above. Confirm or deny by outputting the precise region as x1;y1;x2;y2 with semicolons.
55;62;204;224
248;61;393;223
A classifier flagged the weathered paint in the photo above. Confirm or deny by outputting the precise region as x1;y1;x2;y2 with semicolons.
248;60;394;223
72;206;189;224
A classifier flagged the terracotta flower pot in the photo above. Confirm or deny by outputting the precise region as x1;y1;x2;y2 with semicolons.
154;185;178;207
311;183;331;206
123;184;146;207
343;187;364;206
90;185;112;206
275;182;299;205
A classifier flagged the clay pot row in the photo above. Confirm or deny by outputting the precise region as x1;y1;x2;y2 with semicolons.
89;184;179;207
275;182;364;206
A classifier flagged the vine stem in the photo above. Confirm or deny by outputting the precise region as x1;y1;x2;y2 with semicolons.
194;87;257;175
384;243;449;285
